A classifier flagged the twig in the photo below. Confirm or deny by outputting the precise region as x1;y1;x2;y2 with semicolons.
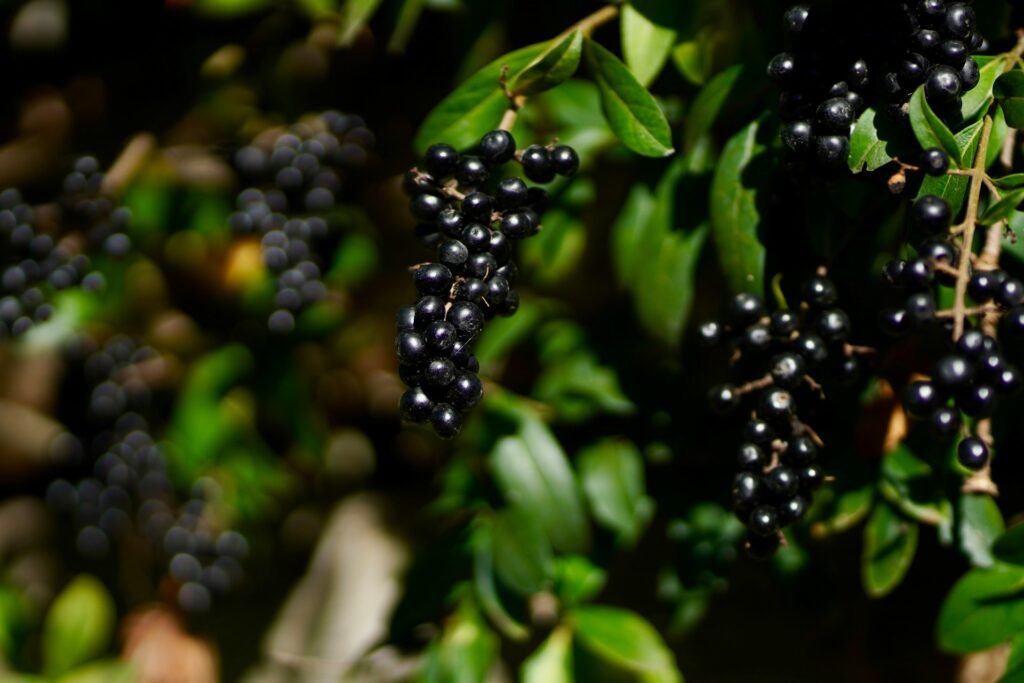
101;133;156;197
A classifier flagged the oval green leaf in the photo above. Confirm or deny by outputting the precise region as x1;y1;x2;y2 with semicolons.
937;565;1024;653
415;43;546;154
573;605;682;683
583;38;674;157
43;576;115;677
959;494;1005;568
909;87;961;165
578;439;654;546
710;119;767;296
511;30;584;97
995;70;1024;129
621;4;676;87
862;502;918;598
490;506;555;596
522;626;573;683
994;524;1024;566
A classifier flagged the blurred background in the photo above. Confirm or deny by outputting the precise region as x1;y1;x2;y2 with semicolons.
0;0;1022;682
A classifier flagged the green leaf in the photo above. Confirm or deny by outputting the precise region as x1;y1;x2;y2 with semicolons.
511;30;584;97
621;4;676;87
878;444;953;529
810;483;874;538
471;526;530;641
192;0;271;17
553;555;607;606
994;524;1024;566
610;183;656;285
918;118;985;215
909;87;961;165
578;439;654;546
635;221;708;348
1004;632;1024;683
995;70;1024;129
522;626;573;683
710;118;766;296
573;605;682;683
56;661;136;683
849;108;896;173
862;502;918;598
416;43;546;154
421;593;501;682
980;188;1024;226
490;506;555;596
337;0;383;46
43;576;115;676
475;299;544;366
489;411;591;554
959;494;1005;568
937;565;1024;653
583;38;674;157
682;65;744;155
994;173;1024;189
960;56;1006;123
534;352;635;422
671;36;711;86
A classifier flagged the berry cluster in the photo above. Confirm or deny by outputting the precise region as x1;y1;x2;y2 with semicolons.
770;2;985;171
879;195;1023;471
229;111;373;333
397;130;579;438
701;276;863;556
48;335;248;613
0;157;131;337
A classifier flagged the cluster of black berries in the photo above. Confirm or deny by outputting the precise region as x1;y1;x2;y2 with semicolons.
229;111;373;333
397;130;579;438
701;276;862;556
770;2;985;171
0;157;132;337
879;196;1023;470
48;335;248;613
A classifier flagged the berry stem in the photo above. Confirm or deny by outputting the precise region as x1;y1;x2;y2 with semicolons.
101;133;156;197
950;114;993;341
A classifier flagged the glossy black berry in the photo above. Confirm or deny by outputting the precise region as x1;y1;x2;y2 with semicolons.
698;321;722;347
931;406;962;440
945;3;976;39
742;420;775;446
767;52;798;84
478;130;516;165
732;472;762;510
770;310;798;337
448;302;485;340
737;443;768;471
816;98;855;133
400;388;433;422
414;296;446;329
520;145;555;183
430;403;462;439
961;58;980;90
438;239;469;269
411;193;446;221
957;436;989;471
934;355;972;392
770;352;806;389
766;467;799;498
437;208;465;238
998;278;1024;308
709;384;740;414
815;135;849;168
413;263;453;296
817;308;850;341
794;334;829;366
748;506;780;537
495;177;529;209
912;195;952;233
759;388;794;422
879;307;910;336
921;148;950;176
727;292;765;326
783;437;818;466
783;5;809;37
782;121;814;156
448;372;483;410
424;321;458;355
969;270;1001;302
802;276;838;308
462;192;493;222
959;384;995;418
424;144;459;178
396;331;429;366
501;210;538;239
456;156;489;186
904;380;940;418
905;293;937;326
550;145;580;176
925;65;962;104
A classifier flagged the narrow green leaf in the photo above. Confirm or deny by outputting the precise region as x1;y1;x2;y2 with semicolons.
987;104;1008;169
1004;632;1024;683
682;65;744;154
995;70;1024;129
862;502;918;598
994;524;1024;565
43;576;115;676
621;4;676;87
387;0;426;53
710;119;766;296
471;525;530;641
811;484;874;538
193;0;271;17
491;506;555;596
583;38;674;157
522;626;573;683
415;43;546;154
578;439;654;546
961;56;1006;123
511;30;584;97
993;173;1024;189
610;183;656;285
849;108;896;173
553;555;607;606
671;37;711;85
937;565;1024;653
959;494;1005;568
489;411;590;554
337;0;383;46
980;188;1024;226
573;605;682;683
635;222;707;347
909;87;961;165
55;661;135;683
297;0;339;19
879;444;953;529
422;593;501;682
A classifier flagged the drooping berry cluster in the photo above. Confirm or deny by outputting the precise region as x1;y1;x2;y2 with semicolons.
229;111;373;333
397;130;579;438
701;275;864;556
0;157;131;337
879;195;1023;471
48;335;248;613
770;2;985;171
